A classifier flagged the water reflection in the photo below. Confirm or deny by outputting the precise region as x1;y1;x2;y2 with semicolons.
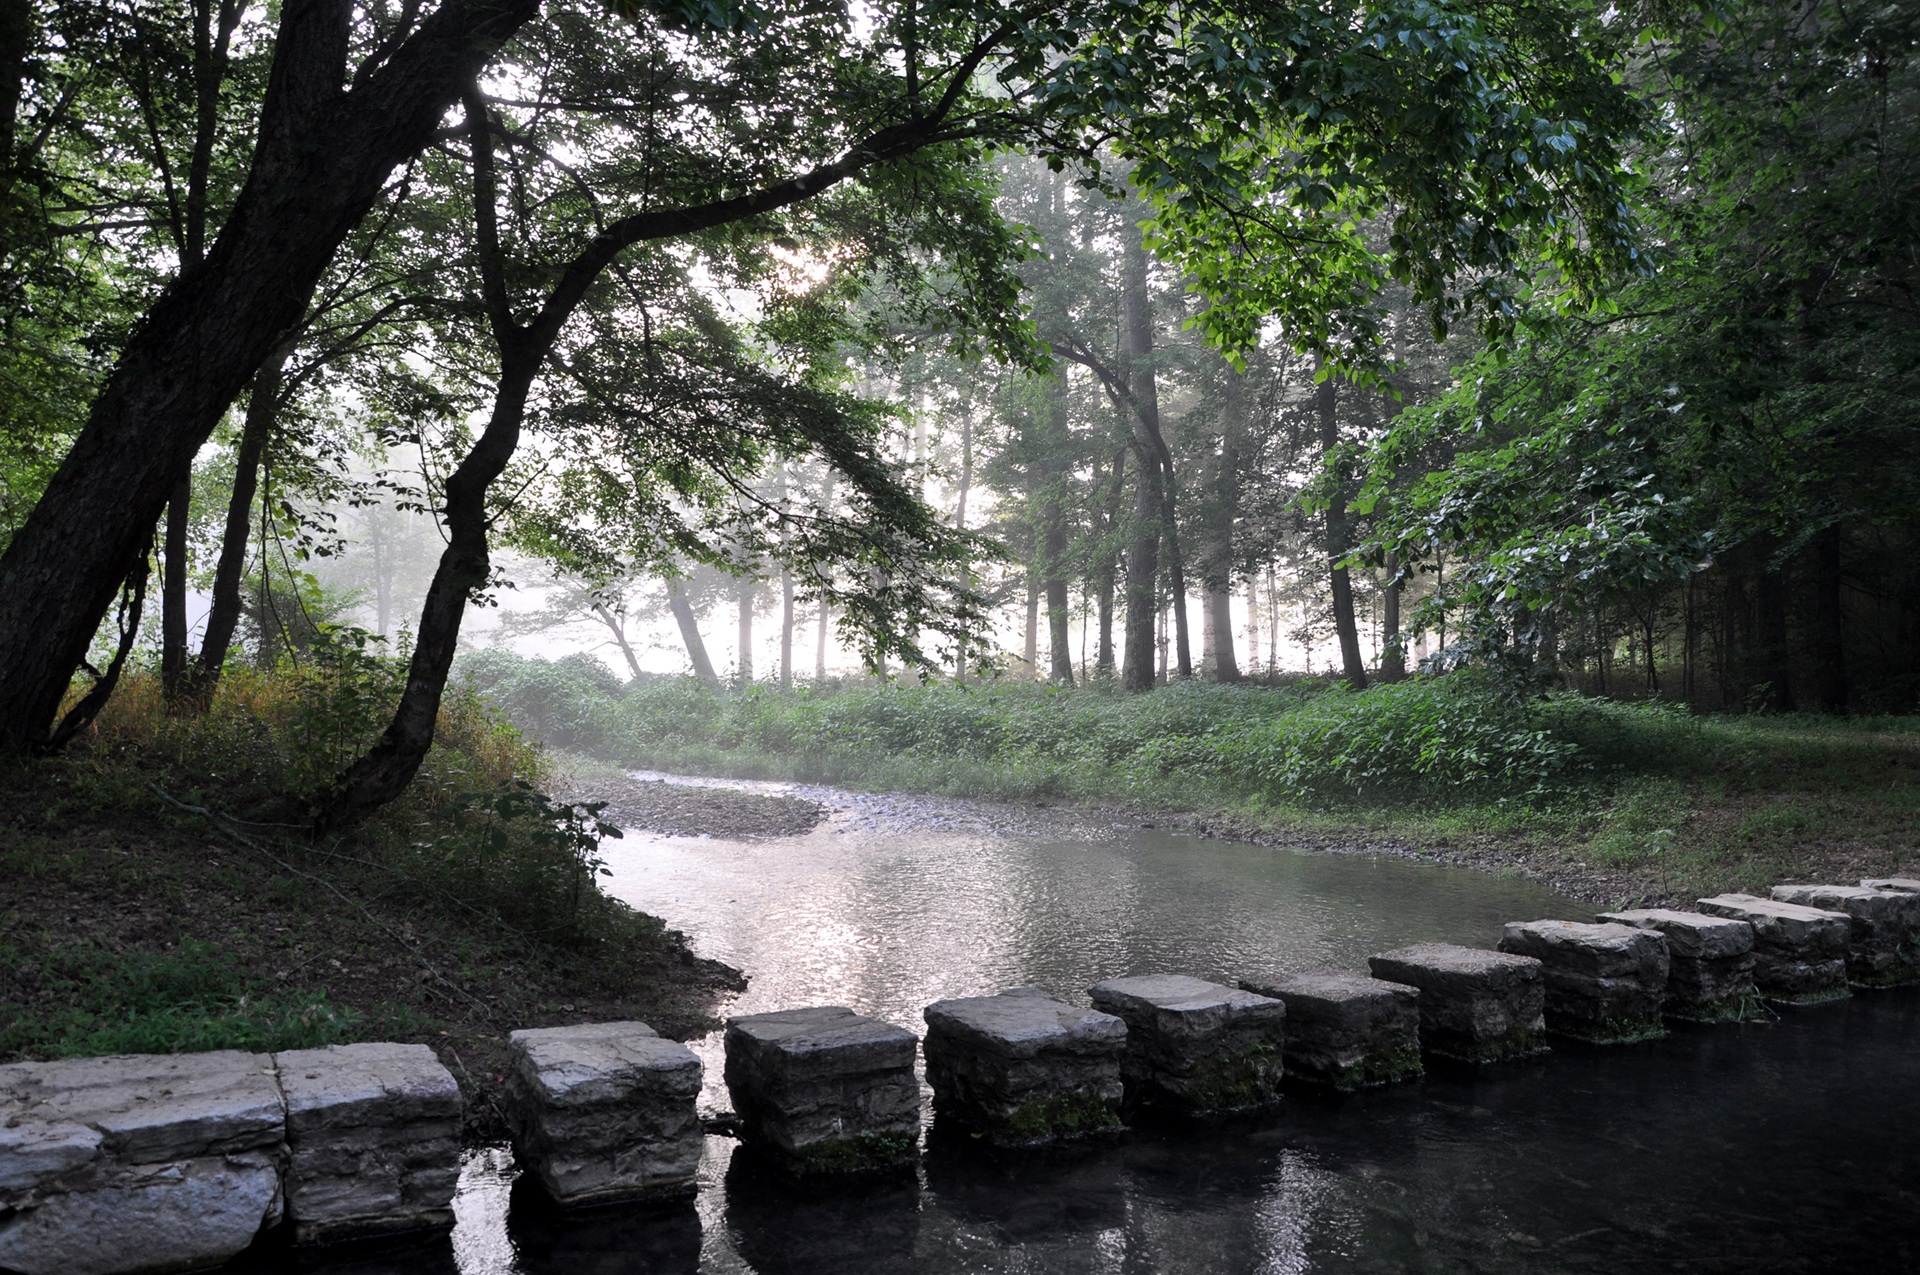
318;779;1920;1273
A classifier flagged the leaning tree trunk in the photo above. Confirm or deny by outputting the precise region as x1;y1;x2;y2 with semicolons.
319;345;539;829
187;347;285;705
1315;368;1369;689
1120;220;1191;682
0;0;543;753
667;581;720;686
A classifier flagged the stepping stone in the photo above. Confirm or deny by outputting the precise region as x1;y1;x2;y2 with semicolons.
922;986;1126;1146
0;1051;286;1275
1772;884;1920;987
724;1006;919;1175
504;1021;704;1206
1696;894;1851;1004
1366;944;1547;1064
1597;908;1758;1021
273;1042;462;1244
1086;974;1286;1113
1238;971;1422;1090
1861;877;1920;894
1498;920;1670;1043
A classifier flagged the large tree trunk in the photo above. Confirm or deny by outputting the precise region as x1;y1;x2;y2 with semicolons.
736;575;756;684
1201;365;1244;682
952;413;973;681
187;348;285;702
668;580;720;685
1092;447;1124;676
160;478;193;699
1120;220;1191;683
1378;552;1406;682
1119;229;1164;691
1043;513;1073;684
320;339;539;829
0;0;543;752
1813;524;1847;712
1315;368;1369;689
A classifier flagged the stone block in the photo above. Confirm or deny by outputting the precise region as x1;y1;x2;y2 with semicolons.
1772;884;1920;987
724;1006;919;1175
1697;894;1851;1004
504;1021;703;1206
1238;971;1422;1090
1498;920;1670;1043
1366;944;1547;1064
273;1042;462;1244
1086;974;1285;1113
922;987;1126;1146
0;1050;286;1275
1597;908;1758;1021
1861;877;1920;894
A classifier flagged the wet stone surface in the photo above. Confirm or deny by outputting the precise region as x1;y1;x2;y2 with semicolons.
504;1021;704;1206
1239;971;1422;1090
1861;877;1920;894
274;1041;462;1245
922;987;1126;1146
723;1006;919;1175
1698;894;1852;1004
1597;908;1758;1021
1499;920;1670;1043
0;1050;286;1275
1367;943;1548;1064
1086;974;1285;1113
1772;884;1920;987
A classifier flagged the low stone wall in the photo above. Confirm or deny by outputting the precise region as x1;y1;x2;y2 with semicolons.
0;877;1893;1270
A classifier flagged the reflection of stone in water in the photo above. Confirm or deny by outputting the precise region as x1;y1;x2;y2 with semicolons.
1252;1149;1352;1275
448;1147;519;1275
922;1128;1128;1247
251;1233;461;1275
723;1153;920;1275
504;1176;701;1275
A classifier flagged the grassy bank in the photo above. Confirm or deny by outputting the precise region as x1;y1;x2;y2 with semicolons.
462;651;1920;905
0;656;740;1137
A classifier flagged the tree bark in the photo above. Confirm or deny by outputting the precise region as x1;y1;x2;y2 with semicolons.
0;0;545;751
1813;524;1847;712
1315;367;1369;689
1201;365;1244;682
668;580;720;685
1093;446;1124;676
1119;227;1164;691
736;575;756;684
160;478;193;699
952;412;972;681
1120;220;1190;682
1379;552;1406;682
1022;567;1039;676
187;348;285;701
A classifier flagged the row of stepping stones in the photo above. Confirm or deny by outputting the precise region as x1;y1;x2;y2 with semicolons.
496;876;1920;1199
5;878;1914;1273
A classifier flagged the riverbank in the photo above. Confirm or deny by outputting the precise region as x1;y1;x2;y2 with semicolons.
0;741;744;1136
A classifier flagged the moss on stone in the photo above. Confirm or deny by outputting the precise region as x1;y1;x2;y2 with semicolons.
1667;990;1770;1024
784;1130;918;1176
1850;953;1920;989
996;1089;1122;1145
1175;1042;1284;1112
1322;1041;1424;1091
1764;982;1851;1006
1562;1010;1667;1045
1432;1020;1548;1064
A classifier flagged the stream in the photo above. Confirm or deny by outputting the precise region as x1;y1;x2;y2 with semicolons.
357;776;1920;1273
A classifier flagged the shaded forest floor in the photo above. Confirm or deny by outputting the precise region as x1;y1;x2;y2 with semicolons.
0;673;766;1142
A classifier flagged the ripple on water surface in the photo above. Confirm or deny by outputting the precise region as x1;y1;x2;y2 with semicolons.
341;778;1920;1274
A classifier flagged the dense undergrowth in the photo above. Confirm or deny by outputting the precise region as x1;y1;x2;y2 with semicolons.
1;640;728;1071
461;650;1920;901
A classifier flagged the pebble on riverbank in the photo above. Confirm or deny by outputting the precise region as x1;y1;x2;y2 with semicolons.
0;1051;286;1275
1498;921;1670;1043
1696;895;1852;1005
1770;884;1920;988
923;987;1126;1147
274;1042;463;1245
1367;944;1548;1064
1087;974;1286;1113
1239;971;1423;1090
724;1006;920;1175
1595;908;1759;1022
503;1021;704;1206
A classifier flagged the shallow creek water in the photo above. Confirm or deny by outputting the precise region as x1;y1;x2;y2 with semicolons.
339;776;1920;1274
